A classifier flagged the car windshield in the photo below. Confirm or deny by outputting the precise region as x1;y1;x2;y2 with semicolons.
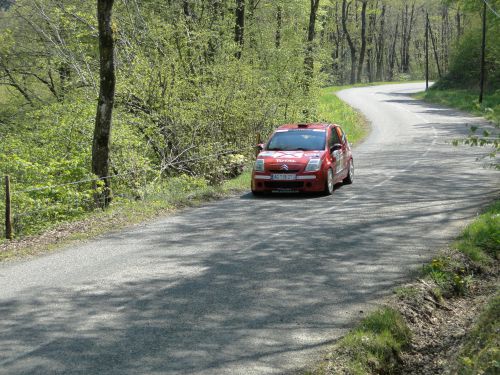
266;130;326;151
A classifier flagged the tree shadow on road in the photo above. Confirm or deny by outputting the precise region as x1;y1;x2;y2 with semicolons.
0;103;498;374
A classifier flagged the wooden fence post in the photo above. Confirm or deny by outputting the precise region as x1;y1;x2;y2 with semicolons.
255;133;262;158
5;175;13;240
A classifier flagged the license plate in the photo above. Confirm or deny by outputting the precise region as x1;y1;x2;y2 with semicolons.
271;174;296;181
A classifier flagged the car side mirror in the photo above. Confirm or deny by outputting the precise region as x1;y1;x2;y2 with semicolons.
256;143;264;151
330;144;342;153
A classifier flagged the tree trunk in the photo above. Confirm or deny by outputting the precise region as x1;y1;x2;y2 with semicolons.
365;1;376;83
400;6;406;74
304;0;321;88
247;0;257;50
388;20;399;81
479;1;487;103
206;0;222;62
275;4;282;48
183;0;192;18
92;0;116;208
375;4;386;81
427;14;442;78
342;0;356;84
332;0;341;74
234;0;245;59
401;2;415;73
441;6;449;73
425;11;429;90
357;0;367;83
456;7;462;41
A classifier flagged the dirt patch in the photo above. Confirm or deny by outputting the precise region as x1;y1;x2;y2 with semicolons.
395;275;498;375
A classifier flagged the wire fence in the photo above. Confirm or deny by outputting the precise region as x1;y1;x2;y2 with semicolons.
484;0;500;18
1;145;255;240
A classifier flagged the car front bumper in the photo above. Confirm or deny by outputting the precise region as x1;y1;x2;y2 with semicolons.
251;171;326;192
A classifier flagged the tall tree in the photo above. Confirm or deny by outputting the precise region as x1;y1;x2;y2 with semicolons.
401;2;415;73
479;0;487;104
342;0;357;83
375;4;386;81
275;3;283;48
234;0;245;59
388;19;399;81
427;13;442;78
357;0;368;83
365;1;377;82
304;0;321;87
92;0;116;207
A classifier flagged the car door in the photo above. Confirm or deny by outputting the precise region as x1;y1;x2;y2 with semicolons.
334;126;350;176
328;126;344;176
337;126;351;176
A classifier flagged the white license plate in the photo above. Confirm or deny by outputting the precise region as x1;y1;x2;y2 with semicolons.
271;174;297;181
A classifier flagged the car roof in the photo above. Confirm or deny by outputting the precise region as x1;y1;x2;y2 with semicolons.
276;123;339;130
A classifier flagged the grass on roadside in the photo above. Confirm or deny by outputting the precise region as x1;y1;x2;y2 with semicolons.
319;81;423;145
307;307;411;375
422;200;499;297
455;200;500;264
414;88;500;125
455;293;500;375
0;170;252;260
335;308;411;375
318;86;369;145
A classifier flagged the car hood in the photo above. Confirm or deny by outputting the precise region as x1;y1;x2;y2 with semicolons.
258;150;325;170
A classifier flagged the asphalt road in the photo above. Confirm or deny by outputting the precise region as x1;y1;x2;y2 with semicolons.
1;83;498;375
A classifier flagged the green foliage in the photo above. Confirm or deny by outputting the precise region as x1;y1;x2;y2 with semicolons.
394;286;420;300
418;87;500;125
434;31;482;89
455;200;500;262
0;169;252;257
0;93;156;237
318;86;368;144
456;293;500;375
0;0;327;239
337;307;411;374
436;0;500;91
423;255;475;297
416;88;500;167
420;200;499;297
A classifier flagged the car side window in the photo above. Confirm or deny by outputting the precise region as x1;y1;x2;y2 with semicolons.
330;127;341;147
335;128;345;145
340;128;347;144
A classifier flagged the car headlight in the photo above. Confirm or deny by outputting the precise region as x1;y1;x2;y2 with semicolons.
305;158;322;172
254;159;265;172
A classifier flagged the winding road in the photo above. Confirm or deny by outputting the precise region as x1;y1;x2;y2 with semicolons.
0;83;498;375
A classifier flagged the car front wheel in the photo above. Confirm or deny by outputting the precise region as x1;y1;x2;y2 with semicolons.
324;168;334;195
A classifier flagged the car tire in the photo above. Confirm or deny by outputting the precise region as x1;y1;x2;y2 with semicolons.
343;159;354;185
324;168;334;195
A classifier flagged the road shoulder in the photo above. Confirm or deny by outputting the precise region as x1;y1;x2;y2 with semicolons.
306;200;499;375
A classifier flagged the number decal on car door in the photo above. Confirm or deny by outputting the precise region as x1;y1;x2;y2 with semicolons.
333;150;343;174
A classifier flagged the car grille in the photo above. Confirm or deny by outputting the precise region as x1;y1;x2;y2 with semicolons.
268;169;300;173
264;181;304;189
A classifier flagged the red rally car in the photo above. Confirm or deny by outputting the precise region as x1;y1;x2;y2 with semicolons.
251;123;354;195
